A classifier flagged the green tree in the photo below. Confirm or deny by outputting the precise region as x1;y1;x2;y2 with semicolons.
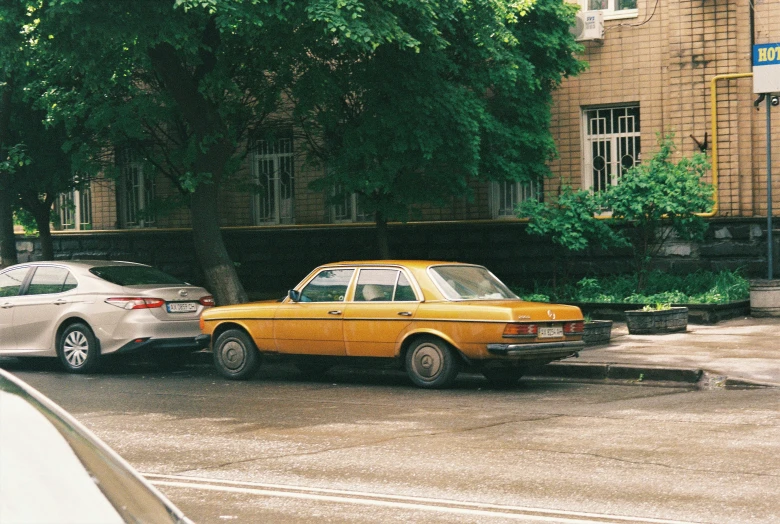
292;0;584;257
30;0;306;304
601;135;713;289
518;186;628;287
0;1;27;267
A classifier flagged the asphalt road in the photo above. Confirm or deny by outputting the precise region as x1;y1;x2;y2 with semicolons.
5;358;780;524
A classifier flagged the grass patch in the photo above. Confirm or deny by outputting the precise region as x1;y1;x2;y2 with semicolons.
512;269;750;305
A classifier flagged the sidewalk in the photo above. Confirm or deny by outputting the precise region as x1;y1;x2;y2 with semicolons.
537;316;780;388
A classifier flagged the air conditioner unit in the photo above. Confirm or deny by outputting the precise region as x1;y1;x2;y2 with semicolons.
571;10;604;42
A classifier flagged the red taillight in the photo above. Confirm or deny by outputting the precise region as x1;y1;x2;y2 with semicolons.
564;321;585;334
503;323;538;337
105;297;165;310
199;295;215;307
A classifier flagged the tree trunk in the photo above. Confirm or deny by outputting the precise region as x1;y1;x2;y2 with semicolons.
375;211;390;259
190;183;247;305
148;40;248;305
0;75;18;267
0;189;17;267
28;197;54;261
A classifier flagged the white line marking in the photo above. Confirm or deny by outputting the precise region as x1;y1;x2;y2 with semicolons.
145;474;700;524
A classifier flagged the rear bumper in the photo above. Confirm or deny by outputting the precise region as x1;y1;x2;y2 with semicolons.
487;340;584;357
116;335;211;355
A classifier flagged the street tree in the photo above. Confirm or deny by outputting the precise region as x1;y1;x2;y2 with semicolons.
0;1;27;267
293;0;584;257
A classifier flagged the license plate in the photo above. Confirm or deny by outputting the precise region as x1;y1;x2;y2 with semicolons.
167;302;197;313
538;326;563;338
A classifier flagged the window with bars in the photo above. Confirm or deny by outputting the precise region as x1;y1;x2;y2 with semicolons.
118;149;155;228
56;186;92;230
331;186;373;224
582;105;641;193
252;133;295;225
490;179;541;219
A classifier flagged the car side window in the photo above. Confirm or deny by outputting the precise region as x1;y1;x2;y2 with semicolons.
300;269;354;302
355;269;417;302
0;268;30;297
394;273;417;302
26;267;77;296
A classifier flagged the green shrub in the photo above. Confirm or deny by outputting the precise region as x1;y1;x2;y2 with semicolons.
510;269;749;305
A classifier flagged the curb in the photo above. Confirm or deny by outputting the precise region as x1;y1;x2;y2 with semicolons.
530;362;704;384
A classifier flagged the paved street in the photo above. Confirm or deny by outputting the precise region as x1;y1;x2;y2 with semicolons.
5;359;779;524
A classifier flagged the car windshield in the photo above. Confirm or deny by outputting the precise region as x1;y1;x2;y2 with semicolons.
89;265;187;286
429;265;518;300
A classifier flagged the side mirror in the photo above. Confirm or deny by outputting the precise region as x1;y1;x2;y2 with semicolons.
287;289;301;302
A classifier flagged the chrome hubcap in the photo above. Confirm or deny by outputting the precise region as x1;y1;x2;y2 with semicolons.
411;343;443;380
63;331;89;368
220;339;246;371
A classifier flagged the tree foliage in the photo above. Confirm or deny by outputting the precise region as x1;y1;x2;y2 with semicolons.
519;135;713;291
292;0;584;256
602;134;713;287
4;0;584;298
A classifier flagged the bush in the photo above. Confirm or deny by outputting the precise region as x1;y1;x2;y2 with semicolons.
512;269;750;305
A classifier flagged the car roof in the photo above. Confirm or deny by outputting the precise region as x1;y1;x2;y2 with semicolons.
5;260;148;270
321;260;479;270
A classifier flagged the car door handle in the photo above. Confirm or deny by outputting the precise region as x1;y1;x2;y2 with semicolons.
53;299;68;305
328;310;342;315
397;311;413;316
0;303;12;309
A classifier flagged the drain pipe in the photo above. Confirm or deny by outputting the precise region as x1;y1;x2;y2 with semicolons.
704;72;754;217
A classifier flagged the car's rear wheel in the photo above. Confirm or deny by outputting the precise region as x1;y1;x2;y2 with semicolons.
482;366;524;389
405;336;460;389
213;329;261;380
58;323;100;374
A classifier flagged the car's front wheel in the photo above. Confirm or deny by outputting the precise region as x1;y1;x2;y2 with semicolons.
405;336;460;389
213;329;261;380
58;323;100;374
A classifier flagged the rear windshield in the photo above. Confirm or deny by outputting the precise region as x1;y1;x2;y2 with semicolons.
89;266;187;286
428;265;518;300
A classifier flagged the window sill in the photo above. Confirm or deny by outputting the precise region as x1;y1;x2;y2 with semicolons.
601;9;639;21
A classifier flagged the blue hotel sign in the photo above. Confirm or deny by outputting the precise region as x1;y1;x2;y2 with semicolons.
754;43;780;93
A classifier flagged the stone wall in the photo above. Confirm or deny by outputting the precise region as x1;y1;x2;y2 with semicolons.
16;218;779;296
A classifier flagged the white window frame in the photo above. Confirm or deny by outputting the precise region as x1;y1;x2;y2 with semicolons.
56;186;92;231
118;149;155;229
251;135;295;225
581;0;638;20
490;179;541;219
331;186;372;224
581;105;641;193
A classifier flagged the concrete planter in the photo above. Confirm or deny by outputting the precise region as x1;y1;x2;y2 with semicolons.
625;307;688;335
583;320;613;345
749;279;780;317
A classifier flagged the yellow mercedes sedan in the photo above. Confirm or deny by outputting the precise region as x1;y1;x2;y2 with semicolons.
199;261;584;389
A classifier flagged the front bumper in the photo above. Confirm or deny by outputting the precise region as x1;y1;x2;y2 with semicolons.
487;340;584;357
116;335;211;355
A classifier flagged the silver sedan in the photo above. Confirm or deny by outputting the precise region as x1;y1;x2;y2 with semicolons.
0;260;213;373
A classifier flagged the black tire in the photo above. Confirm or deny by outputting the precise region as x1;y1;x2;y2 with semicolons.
294;358;332;380
213;329;261;380
482;366;524;389
405;336;460;389
58;322;100;374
